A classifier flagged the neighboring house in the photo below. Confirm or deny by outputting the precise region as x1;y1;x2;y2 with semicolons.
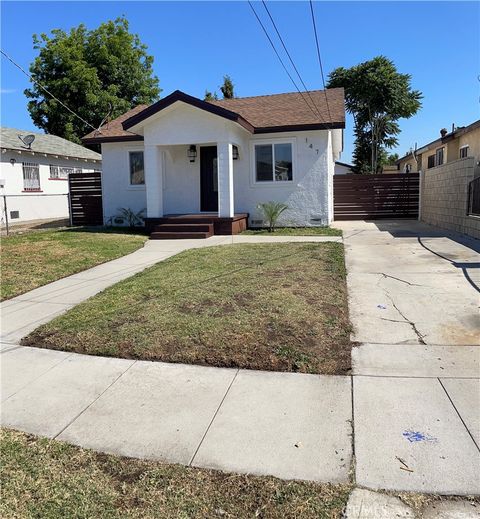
397;119;480;173
83;89;345;235
1;128;101;225
334;161;354;175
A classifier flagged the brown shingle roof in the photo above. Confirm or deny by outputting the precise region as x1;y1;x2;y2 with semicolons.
210;88;345;131
83;105;148;143
82;89;345;143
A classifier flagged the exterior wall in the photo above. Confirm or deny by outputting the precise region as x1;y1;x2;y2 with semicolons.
101;102;338;227
0;150;99;224
334;162;354;175
101;142;147;224
420;157;480;240
399;126;480;173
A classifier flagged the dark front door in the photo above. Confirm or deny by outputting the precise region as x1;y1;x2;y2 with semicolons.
200;146;218;212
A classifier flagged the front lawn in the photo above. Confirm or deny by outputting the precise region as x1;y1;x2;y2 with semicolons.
242;226;342;236
1;228;147;300
23;242;352;375
0;428;351;519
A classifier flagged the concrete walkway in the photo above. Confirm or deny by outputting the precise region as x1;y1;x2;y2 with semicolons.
1;234;340;344
336;220;480;495
1;224;479;494
1;233;349;484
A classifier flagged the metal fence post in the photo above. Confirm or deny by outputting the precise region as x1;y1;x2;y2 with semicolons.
3;195;9;236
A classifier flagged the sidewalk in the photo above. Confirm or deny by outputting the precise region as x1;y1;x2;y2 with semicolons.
337;220;480;495
1;226;479;494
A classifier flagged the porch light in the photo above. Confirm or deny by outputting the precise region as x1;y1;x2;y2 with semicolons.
232;145;239;160
187;145;197;163
10;158;16;166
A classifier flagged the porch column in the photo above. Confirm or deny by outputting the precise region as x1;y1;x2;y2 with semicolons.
144;144;163;218
217;141;234;217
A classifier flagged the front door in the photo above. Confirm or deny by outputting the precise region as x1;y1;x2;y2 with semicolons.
200;146;218;212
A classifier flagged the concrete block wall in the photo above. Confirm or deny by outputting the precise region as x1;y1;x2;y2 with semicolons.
420;157;480;240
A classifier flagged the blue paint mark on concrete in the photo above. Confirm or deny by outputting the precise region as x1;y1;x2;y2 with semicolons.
403;430;438;443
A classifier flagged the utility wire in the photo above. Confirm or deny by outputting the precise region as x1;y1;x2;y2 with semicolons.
261;0;326;124
1;48;97;131
309;0;333;125
247;1;321;120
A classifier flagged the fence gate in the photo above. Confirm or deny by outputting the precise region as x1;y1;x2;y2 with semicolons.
334;173;420;220
68;171;103;226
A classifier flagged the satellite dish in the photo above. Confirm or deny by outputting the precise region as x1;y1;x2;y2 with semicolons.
18;134;36;149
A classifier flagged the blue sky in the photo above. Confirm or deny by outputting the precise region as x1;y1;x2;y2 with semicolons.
1;1;479;162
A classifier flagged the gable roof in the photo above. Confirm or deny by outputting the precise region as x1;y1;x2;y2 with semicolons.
82;88;345;144
1;127;101;161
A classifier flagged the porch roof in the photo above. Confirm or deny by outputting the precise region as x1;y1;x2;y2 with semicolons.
82;88;345;144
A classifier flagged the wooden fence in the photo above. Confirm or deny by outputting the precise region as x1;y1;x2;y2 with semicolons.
334;173;420;220
68;171;103;226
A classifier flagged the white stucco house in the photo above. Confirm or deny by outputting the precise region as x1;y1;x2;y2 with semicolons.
83;88;345;237
1;128;101;226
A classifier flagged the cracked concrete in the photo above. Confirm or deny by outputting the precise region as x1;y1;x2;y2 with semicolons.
337;220;480;346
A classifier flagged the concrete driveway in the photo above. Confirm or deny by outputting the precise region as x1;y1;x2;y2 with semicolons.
335;219;480;494
337;219;479;347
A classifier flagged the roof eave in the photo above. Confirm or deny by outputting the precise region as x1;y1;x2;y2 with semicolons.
253;122;345;134
82;134;144;145
122;90;255;133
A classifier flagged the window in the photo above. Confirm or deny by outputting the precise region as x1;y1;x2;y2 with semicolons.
22;162;40;191
254;142;293;182
129;151;145;185
460;146;469;159
435;147;444;166
427;155;435;169
49;165;79;179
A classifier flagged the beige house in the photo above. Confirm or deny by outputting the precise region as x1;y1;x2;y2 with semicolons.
397;119;480;173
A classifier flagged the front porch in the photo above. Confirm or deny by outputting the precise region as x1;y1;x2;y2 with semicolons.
146;213;249;239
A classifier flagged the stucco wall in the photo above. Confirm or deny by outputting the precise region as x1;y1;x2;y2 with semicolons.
101;103;339;227
420;157;480;240
0;151;99;223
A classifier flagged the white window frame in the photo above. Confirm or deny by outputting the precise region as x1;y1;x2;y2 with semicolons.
459;145;469;159
22;162;41;191
250;138;296;187
126;148;146;190
435;147;444;166
50;165;78;179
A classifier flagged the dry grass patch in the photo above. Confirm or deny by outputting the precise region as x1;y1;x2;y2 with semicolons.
0;428;352;519
1;228;147;300
242;226;342;236
23;242;352;375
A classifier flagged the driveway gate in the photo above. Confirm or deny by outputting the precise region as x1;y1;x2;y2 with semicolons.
68;171;103;226
333;173;420;220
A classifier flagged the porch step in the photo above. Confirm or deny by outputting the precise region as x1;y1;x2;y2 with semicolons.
153;223;214;233
150;222;214;240
150;231;211;240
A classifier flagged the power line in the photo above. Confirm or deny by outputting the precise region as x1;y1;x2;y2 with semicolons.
1;48;97;131
309;0;333;125
261;0;326;124
247;1;321;121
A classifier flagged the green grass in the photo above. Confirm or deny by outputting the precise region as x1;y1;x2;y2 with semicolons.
23;242;352;375
1;228;147;300
0;428;351;519
242;227;342;236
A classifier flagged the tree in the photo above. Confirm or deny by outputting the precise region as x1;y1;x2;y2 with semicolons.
25;17;160;144
219;75;235;99
204;90;218;101
385;153;399;165
327;56;422;173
